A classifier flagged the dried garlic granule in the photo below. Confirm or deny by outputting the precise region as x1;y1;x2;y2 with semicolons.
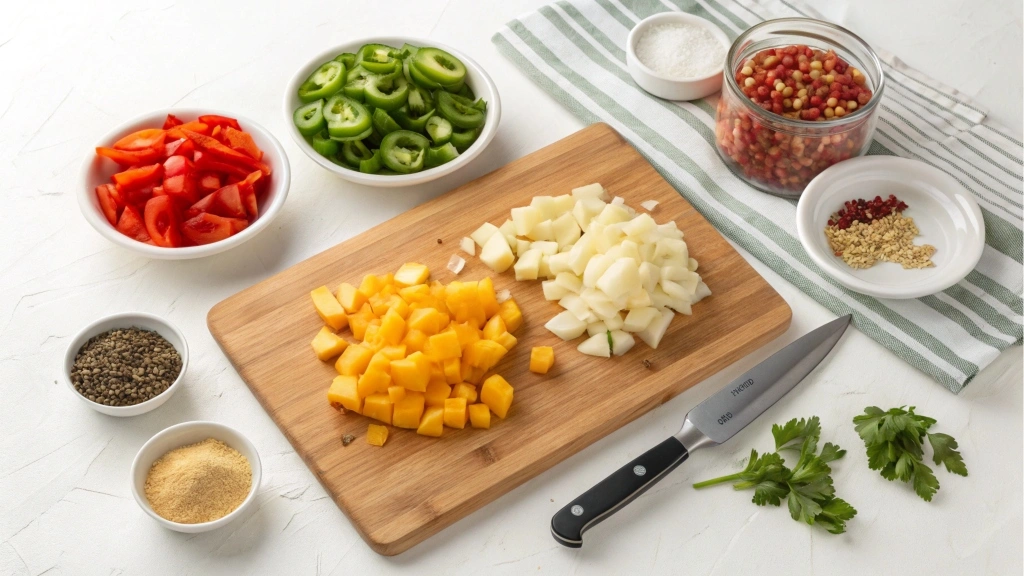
824;212;936;270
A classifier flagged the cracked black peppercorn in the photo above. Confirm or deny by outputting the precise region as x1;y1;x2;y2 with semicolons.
70;327;182;406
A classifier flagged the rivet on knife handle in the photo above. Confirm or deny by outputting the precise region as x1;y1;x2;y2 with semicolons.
550;437;689;547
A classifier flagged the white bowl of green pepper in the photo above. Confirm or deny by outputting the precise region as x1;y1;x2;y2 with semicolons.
283;37;500;187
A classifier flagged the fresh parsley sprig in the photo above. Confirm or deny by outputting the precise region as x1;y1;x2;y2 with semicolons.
693;416;857;534
852;406;967;501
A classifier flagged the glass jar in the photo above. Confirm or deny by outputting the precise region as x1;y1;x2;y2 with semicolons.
714;18;885;198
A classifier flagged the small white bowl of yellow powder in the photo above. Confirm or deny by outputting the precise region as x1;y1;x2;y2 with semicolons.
131;421;261;533
626;12;729;101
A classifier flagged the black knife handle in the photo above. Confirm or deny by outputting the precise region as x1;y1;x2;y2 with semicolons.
551;437;689;547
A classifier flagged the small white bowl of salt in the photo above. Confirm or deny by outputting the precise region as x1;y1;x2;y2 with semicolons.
626;12;729;101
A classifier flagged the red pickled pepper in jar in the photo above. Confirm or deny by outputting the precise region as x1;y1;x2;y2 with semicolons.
715;44;876;194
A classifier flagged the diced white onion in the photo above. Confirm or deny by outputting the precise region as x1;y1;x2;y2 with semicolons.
447;254;465;275
640;200;659;212
496;289;512;303
460;237;475;256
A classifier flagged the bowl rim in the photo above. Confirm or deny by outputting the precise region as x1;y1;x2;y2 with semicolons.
282;36;501;188
63;311;189;414
129;421;262;531
78;107;291;259
795;156;986;299
626;12;730;83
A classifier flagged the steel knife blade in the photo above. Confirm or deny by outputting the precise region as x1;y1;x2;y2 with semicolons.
550;314;852;548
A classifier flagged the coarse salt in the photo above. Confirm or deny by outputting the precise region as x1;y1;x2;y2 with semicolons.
634;22;725;79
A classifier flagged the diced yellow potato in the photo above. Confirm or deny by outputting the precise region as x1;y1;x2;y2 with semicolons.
446;281;486;328
493;331;517;351
399;284;430;302
328;375;361;413
429;363;447;386
348;304;376;341
390;351;431;392
402;329;428;353
478;277;500;319
469;403;491;429
337;282;367;314
377;308;406;345
387;295;411;319
446;322;481;348
357;368;391;397
425;331;462;361
482;314;506;341
393;392;425;429
425;381;452;407
387;385;407;403
497;299;523;333
417;406;444;437
367;423;388;447
480;375;514;418
312;326;349;361
395;262;430;287
443;358;462;384
530;346;555;374
444;397;468;429
407;307;441;335
311;286;348;331
336;343;374;376
451;382;478;403
367;350;393;374
358;274;384;299
465;339;508;371
363;323;381;345
362;394;393;425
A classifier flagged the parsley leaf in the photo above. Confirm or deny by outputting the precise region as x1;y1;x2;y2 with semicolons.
853;406;966;502
694;416;854;535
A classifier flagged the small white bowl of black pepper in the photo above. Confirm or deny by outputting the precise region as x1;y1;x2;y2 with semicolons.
64;312;188;417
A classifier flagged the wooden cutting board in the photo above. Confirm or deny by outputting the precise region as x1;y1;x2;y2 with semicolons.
208;123;791;556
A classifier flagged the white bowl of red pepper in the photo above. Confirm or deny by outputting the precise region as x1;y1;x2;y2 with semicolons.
796;156;985;299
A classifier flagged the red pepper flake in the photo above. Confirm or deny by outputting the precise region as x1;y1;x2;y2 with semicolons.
827;194;908;230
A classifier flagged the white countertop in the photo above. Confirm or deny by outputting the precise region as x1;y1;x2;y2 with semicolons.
1;1;1020;574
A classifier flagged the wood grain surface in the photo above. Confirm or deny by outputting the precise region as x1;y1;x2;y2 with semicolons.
207;123;792;556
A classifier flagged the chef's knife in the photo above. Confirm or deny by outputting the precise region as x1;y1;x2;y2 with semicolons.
550;314;852;548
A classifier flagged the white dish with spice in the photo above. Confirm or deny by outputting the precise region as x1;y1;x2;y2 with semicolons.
63;312;188;417
626;12;728;101
130;421;262;533
796;156;985;299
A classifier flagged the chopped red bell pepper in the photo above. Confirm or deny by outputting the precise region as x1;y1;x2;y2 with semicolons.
182;129;271;176
96;146;163;167
198;173;222;194
198;115;241;131
144;195;182;247
163;155;194;179
112;163;163;191
113;129;166;151
116;205;152;242
238;170;262;219
222;126;263;161
95;184;121;225
181;213;248;245
186;183;247;220
193;150;253;179
162;114;184;129
164;137;195;158
162;174;199;204
166;121;210;139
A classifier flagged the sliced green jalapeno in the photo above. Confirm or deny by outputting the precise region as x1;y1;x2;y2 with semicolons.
406;85;433;116
342;140;374;167
293;99;326;137
364;126;383;147
379;130;430;174
311;130;339;157
471;98;487;112
399;43;420;59
424;115;452;145
437;91;485;129
372;108;403;137
441;77;465;94
355;43;400;74
298;61;346;103
334;52;357;69
359;149;383;174
323;94;372;139
456;83;475;100
392;106;435;132
364;74;409;111
328;127;371;142
425;142;459;168
450;126;481;152
405;57;443;90
411;47;467;86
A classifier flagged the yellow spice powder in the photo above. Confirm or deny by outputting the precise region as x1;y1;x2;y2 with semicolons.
144;438;252;524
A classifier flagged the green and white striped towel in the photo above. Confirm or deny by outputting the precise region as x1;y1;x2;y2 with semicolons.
493;0;1023;393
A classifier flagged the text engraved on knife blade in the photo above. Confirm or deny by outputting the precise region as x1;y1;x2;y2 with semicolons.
730;378;754;397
